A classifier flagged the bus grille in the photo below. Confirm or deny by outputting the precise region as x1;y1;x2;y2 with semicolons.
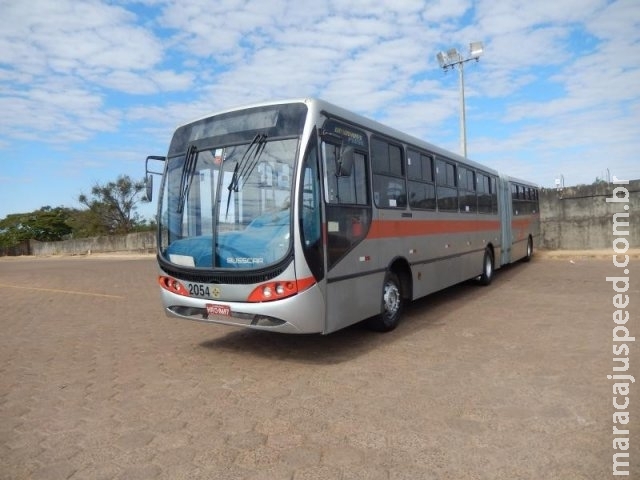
159;264;286;285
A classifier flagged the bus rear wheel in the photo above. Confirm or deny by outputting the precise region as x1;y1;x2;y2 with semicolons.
367;271;403;332
523;236;533;262
478;248;494;286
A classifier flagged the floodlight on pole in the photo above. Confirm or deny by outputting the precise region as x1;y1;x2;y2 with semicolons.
436;41;484;158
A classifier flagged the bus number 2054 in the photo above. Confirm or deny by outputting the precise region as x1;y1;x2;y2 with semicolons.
187;283;211;298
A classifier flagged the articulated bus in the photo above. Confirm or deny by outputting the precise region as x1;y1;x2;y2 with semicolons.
145;98;539;334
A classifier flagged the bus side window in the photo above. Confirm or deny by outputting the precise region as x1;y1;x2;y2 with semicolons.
322;142;368;206
371;137;406;208
458;166;477;213
436;158;458;211
491;177;498;214
512;184;519;215
477;173;492;213
407;149;436;210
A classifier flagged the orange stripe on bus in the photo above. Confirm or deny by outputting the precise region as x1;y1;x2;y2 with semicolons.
511;216;538;229
367;219;501;239
511;215;539;240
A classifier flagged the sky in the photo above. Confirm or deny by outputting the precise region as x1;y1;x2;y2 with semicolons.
1;0;639;221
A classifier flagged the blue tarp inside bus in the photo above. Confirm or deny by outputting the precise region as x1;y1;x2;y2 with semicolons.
165;209;290;268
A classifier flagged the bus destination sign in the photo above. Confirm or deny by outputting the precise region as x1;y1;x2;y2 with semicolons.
322;119;368;149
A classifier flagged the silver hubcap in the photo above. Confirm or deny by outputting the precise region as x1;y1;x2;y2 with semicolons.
485;255;492;277
383;283;400;316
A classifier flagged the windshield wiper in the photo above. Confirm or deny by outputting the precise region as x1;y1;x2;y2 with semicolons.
177;145;198;214
238;134;267;190
225;134;267;219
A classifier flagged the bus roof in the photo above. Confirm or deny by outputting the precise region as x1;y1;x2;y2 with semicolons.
177;97;525;180
304;98;501;177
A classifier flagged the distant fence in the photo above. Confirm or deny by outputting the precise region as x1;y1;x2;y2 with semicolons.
29;231;156;256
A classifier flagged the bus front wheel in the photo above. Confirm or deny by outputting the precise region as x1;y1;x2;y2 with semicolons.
367;271;403;332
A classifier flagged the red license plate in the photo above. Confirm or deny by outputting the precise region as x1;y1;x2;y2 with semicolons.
206;304;230;316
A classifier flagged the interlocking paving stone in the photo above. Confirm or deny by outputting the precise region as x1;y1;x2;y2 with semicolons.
0;255;637;479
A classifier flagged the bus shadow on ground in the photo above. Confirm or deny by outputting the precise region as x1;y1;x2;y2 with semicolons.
199;260;531;365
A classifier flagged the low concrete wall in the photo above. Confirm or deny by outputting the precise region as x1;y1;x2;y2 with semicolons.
30;231;156;256
0;240;31;256
540;180;640;250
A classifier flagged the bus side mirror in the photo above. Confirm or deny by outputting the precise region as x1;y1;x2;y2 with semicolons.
145;155;166;203
145;174;153;202
337;145;354;176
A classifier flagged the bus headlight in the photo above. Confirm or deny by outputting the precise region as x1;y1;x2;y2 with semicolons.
158;275;189;296
247;277;316;302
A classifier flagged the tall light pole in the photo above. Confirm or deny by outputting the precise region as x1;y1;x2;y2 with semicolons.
437;42;484;158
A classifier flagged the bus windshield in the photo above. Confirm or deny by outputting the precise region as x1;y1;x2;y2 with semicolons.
159;137;298;269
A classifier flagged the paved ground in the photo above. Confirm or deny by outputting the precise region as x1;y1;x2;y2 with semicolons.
0;253;638;479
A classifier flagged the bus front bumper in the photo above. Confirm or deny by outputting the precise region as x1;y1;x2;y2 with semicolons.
160;284;326;334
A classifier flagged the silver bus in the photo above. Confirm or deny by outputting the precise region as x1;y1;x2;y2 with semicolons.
145;98;539;334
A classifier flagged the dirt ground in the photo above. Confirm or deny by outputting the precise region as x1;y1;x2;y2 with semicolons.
0;252;638;479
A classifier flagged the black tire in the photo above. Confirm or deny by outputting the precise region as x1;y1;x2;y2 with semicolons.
478;248;494;286
523;236;533;262
367;271;403;332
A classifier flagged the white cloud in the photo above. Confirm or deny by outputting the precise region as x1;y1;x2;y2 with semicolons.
1;0;162;71
0;0;195;143
475;0;607;34
421;0;472;23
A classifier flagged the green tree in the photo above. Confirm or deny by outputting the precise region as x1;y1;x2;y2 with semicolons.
78;175;147;234
65;208;109;238
0;206;74;248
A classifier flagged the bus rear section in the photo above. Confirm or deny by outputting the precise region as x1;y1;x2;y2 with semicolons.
499;175;540;265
